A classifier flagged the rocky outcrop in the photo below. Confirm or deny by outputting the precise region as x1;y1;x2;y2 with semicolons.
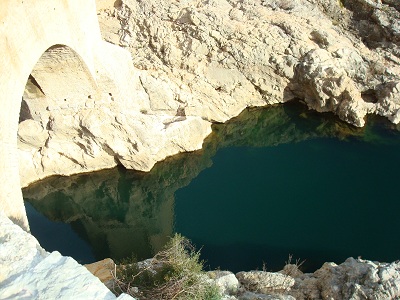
0;211;133;300
288;258;400;299
207;258;400;300
96;0;400;128
85;258;116;289
6;1;400;298
18;52;211;187
18;0;400;187
88;257;400;299
18;96;211;187
236;271;295;294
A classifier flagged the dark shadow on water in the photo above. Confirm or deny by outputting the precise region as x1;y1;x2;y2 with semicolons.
23;101;400;270
25;201;95;264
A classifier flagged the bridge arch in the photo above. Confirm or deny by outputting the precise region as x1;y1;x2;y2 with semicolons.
27;44;98;104
3;42;99;230
0;0;107;230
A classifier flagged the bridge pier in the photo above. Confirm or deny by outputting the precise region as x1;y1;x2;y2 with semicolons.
0;0;135;230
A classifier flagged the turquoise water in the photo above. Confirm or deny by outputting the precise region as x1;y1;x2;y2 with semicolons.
24;102;400;272
175;139;400;271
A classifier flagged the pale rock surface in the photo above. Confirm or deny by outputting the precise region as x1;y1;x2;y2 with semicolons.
18;96;212;187
0;211;133;300
208;270;240;295
289;257;400;299
236;271;295;294
212;259;400;300
96;0;400;128
18;0;400;185
221;296;239;300
376;81;400;123
85;258;116;289
238;292;295;300
18;46;212;186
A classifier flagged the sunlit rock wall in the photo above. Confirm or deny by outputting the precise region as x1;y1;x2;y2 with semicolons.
17;0;400;192
97;0;400;127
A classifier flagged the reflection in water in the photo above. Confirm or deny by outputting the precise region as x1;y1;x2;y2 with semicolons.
24;164;184;262
23;102;400;267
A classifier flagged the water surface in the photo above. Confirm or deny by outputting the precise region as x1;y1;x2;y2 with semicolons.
24;102;400;272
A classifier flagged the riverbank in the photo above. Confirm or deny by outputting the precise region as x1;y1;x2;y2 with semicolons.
86;254;400;299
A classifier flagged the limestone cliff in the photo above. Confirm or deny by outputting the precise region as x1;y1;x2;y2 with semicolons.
96;0;400;126
18;0;400;186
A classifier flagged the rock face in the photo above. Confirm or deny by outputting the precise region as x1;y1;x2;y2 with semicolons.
0;211;133;300
18;0;400;186
99;257;400;299
203;259;400;300
236;271;295;294
18;95;212;187
289;258;400;299
18;58;213;188
209;270;240;296
96;0;400;128
85;258;116;289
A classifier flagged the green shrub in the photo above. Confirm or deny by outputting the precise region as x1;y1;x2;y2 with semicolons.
112;234;221;300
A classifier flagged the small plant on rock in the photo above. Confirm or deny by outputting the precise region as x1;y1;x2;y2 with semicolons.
111;234;221;300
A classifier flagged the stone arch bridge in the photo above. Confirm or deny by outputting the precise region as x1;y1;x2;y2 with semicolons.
0;0;134;230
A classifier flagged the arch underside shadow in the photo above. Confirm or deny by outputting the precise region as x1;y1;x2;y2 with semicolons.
20;44;98;126
16;44;100;231
27;45;97;103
